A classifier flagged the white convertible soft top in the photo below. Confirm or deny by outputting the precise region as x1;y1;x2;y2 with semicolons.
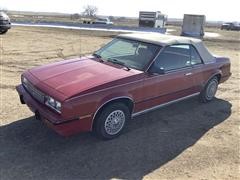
118;33;215;64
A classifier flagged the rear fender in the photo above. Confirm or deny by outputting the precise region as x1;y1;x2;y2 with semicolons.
203;70;222;88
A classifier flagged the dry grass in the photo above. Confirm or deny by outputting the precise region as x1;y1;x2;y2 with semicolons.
0;26;239;180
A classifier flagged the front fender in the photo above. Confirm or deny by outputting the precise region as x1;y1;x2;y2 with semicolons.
90;93;134;130
97;93;134;109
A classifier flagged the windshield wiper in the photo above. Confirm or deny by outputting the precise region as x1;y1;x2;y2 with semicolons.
92;53;104;62
107;58;131;71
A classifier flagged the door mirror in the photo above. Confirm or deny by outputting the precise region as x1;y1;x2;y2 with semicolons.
148;64;165;75
132;42;138;48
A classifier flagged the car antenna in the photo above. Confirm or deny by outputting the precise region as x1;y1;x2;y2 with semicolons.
79;28;82;58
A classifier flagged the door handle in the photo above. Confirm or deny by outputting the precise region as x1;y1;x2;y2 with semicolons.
185;72;193;76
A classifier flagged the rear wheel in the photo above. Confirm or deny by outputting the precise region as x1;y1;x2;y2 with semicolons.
199;76;218;103
94;102;130;140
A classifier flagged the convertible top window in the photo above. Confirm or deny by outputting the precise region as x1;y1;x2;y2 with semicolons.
95;38;160;71
191;46;203;65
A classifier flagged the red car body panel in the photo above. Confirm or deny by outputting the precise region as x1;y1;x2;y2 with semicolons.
16;51;231;136
29;57;143;98
16;85;92;135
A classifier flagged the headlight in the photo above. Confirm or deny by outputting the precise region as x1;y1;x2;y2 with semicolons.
55;101;61;111
48;97;55;107
22;76;28;85
45;96;61;113
21;76;62;113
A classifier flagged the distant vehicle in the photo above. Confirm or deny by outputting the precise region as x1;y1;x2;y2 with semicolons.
93;17;113;25
0;12;11;34
82;17;94;24
221;22;240;31
181;14;205;38
139;11;167;28
17;33;231;139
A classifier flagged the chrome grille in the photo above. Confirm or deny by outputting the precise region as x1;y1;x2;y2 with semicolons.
23;80;45;103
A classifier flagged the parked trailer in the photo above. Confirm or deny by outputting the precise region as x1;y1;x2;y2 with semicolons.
181;14;205;38
139;11;167;28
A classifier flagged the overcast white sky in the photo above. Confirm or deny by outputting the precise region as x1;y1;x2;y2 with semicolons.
0;0;239;21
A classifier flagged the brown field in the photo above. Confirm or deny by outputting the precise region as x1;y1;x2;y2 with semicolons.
0;26;239;180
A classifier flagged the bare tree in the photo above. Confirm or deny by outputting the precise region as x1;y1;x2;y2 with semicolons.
82;5;98;17
71;13;80;20
108;16;114;21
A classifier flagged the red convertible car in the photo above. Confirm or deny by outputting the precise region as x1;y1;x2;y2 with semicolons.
16;33;231;139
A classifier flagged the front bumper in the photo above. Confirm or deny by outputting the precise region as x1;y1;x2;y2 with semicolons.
16;85;93;136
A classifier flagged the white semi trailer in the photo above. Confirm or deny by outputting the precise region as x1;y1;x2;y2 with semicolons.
181;14;206;38
139;11;167;28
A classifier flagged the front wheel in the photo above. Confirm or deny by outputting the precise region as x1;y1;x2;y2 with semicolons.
199;77;218;103
94;102;130;140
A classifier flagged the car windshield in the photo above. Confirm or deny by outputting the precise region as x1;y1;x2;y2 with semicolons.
94;38;160;71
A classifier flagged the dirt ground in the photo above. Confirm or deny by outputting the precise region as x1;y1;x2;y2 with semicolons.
0;26;239;180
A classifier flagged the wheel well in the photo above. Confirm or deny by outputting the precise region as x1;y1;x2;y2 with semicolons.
207;74;221;83
200;73;222;94
215;74;221;82
92;98;134;130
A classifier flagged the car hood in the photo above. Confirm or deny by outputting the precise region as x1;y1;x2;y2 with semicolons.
29;57;141;98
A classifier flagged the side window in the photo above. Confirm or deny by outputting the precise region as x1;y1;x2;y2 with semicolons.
153;44;191;71
191;46;203;65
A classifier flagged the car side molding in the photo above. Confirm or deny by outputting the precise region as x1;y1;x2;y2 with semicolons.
132;92;200;117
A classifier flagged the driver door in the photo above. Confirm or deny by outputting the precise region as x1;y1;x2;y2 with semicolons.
135;44;197;112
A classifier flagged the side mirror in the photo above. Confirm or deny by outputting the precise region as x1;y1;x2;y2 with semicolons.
148;64;165;75
158;68;165;74
132;43;138;48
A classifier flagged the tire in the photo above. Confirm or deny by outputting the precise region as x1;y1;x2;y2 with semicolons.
199;76;218;103
94;102;130;140
0;29;8;34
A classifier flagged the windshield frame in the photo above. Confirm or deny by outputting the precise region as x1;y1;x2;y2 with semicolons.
94;37;162;71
